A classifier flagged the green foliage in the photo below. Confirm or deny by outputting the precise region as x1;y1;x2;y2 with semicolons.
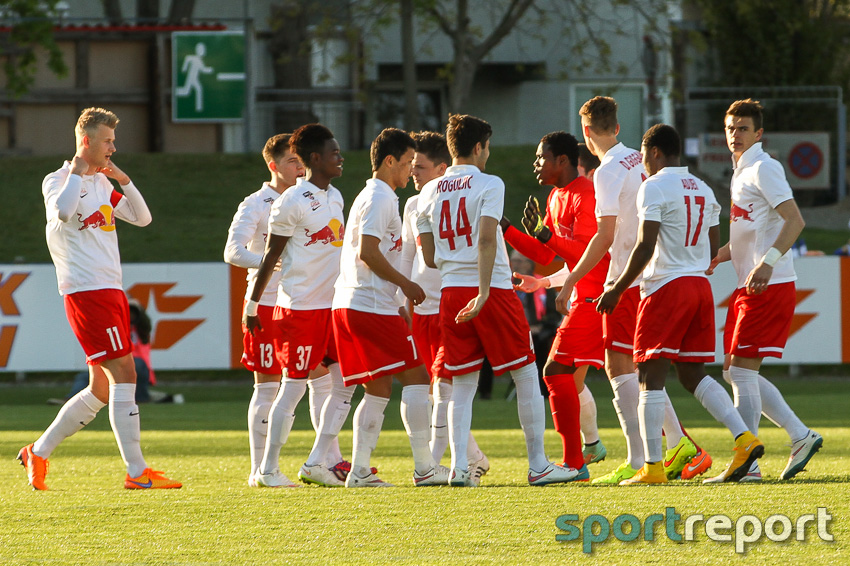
0;0;68;97
695;0;850;90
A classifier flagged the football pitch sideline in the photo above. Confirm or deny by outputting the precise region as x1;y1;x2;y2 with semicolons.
1;376;847;565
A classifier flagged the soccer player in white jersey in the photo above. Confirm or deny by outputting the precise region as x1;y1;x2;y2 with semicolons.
400;131;489;481
417;114;578;487
243;124;348;488
597;123;765;484
548;97;710;484
707;99;822;481
17;107;180;490
332;127;447;488
224;133;307;486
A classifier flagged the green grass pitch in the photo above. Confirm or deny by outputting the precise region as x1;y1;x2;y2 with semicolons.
1;374;847;564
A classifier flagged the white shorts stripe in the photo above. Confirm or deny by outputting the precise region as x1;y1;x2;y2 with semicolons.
344;360;406;381
678;351;715;358
611;340;634;350
759;347;784;354
445;357;486;372
491;355;529;372
573;357;605;366
87;350;108;362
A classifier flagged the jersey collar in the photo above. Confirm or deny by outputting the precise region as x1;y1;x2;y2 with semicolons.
732;142;764;170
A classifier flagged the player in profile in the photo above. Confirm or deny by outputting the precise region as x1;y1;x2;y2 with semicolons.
18;107;180;490
332;127;447;488
242;123;350;488
597;123;764;484
400;131;489;481
707;99;822;481
224;133;309;486
417;114;579;487
504;131;608;477
546;96;711;484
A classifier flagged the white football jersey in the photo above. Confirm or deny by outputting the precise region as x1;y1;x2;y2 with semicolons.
729;142;796;289
416;164;513;290
332;178;405;315
224;183;284;306
43;162;130;295
400;195;441;315
594;143;647;288
637;167;721;297
270;177;345;310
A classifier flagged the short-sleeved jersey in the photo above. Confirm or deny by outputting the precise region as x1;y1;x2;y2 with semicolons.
43;162;130;295
504;175;609;299
594;143;647;288
332;178;404;315
270;177;345;310
637;166;721;297
400;194;441;315
729;142;796;289
416;164;513;289
224;183;283;306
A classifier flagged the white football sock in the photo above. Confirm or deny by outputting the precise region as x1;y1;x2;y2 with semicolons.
638;390;666;464
512;363;549;471
693;376;748;438
108;383;147;478
351;393;389;477
661;388;684;447
259;377;307;474
401;384;437;474
729;366;762;435
577;384;599;444
33;388;106;459
305;366;353;467
248;382;278;474
448;373;478;472
610;372;644;469
430;380;452;463
308;372;332;432
756;374;808;442
467;432;484;462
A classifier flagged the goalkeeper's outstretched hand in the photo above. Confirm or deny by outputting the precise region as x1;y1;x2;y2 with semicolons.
521;196;552;242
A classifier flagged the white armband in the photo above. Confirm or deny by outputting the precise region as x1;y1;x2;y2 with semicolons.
244;299;260;317
546;266;571;288
762;247;782;267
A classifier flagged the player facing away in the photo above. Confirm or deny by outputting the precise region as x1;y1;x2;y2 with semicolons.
332;128;447;488
416;114;579;487
707;99;822;481
400;131;490;482
596;124;765;485
18;107;180;490
243;123;350;488
547;96;711;484
503;131;609;479
224;133;306;486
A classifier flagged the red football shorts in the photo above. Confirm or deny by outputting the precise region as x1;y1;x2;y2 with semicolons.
332;308;421;386
603;285;640;354
412;312;450;381
241;303;284;374
64;288;132;365
439;287;535;377
549;300;604;369
274;307;336;379
633;276;715;363
723;282;795;359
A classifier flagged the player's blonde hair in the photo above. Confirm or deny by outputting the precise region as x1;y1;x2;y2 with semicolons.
75;107;119;140
579;96;618;135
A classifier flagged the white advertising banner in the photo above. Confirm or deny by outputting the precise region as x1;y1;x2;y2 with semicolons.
0;263;231;372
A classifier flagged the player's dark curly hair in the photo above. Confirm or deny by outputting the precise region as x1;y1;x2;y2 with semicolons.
642;124;680;158
577;142;600;172
540;131;579;167
290;123;335;167
370;128;416;171
412;131;451;166
446;114;492;159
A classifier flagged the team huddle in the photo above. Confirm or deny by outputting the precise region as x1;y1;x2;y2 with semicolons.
18;96;822;490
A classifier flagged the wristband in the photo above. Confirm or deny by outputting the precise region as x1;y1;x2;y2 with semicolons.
244;299;260;317
762;247;782;267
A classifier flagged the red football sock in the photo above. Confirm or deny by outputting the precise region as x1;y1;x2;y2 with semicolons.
543;374;583;469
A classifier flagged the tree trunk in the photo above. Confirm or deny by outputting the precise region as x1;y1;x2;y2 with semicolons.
400;0;420;131
168;0;196;25
136;0;159;22
102;0;123;25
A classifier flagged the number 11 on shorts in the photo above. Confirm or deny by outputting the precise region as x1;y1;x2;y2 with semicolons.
106;326;123;351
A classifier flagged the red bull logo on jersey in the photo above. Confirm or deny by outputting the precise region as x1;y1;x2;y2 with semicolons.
77;205;116;232
389;233;402;252
304;218;345;247
730;203;754;222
